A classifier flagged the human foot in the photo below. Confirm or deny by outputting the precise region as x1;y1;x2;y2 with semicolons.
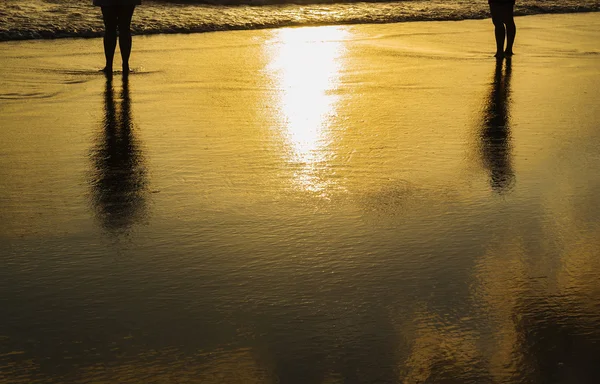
504;50;514;56
100;67;113;78
494;51;505;58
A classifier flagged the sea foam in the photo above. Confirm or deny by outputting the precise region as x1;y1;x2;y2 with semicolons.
1;0;599;41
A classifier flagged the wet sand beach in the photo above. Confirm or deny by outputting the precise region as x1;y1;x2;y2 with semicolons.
1;13;600;383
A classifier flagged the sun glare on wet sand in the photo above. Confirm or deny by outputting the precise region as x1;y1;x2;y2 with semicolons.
267;26;349;196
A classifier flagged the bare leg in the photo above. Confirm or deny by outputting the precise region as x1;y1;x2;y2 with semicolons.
117;6;136;74
505;18;516;55
490;5;505;58
493;19;506;58
101;7;118;73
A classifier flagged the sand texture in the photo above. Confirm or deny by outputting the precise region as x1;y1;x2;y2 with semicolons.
1;13;600;383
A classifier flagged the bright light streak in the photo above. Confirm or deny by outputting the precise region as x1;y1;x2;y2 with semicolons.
266;26;348;195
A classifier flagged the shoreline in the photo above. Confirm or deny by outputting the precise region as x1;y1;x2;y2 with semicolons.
0;10;597;46
1;2;599;42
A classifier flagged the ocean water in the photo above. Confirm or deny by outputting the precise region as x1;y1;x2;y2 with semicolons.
1;0;600;41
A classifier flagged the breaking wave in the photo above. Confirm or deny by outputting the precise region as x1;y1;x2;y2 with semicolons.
1;0;599;41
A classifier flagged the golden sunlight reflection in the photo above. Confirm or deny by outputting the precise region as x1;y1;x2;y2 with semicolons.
266;26;349;195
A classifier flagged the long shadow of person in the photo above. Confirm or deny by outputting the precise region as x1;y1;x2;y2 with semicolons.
90;76;147;233
480;58;514;193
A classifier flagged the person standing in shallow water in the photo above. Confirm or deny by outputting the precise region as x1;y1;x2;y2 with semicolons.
94;0;141;75
489;0;516;58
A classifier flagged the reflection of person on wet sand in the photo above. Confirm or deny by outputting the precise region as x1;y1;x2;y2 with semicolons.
94;0;141;75
480;58;514;193
489;0;516;58
90;76;147;232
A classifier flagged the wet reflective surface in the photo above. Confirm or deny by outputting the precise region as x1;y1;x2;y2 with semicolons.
90;77;147;233
1;16;600;383
480;59;514;193
268;27;348;196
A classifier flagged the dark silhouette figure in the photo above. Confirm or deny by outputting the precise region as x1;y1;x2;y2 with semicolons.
94;0;141;74
90;76;147;232
489;0;516;58
480;58;514;193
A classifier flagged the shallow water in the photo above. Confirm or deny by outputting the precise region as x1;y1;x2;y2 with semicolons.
1;15;600;383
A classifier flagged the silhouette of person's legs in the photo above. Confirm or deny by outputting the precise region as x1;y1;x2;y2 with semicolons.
489;3;516;58
101;7;118;74
100;5;136;74
117;6;136;74
504;15;516;56
491;10;506;58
